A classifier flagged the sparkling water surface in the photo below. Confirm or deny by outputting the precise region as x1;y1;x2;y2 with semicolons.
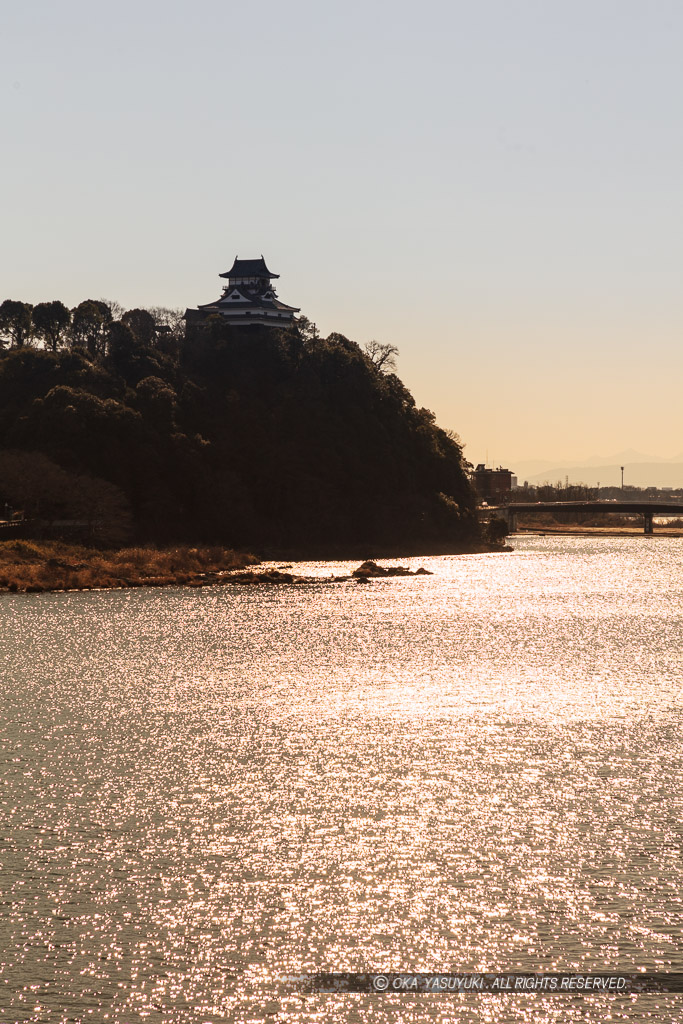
1;536;682;1022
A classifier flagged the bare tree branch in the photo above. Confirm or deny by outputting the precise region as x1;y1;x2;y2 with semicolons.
363;340;399;373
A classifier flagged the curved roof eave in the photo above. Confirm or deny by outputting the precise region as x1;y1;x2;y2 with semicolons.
219;256;279;279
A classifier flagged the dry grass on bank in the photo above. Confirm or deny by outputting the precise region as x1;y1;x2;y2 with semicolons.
0;540;259;592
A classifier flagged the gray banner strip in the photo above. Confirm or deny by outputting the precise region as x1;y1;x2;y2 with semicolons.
281;972;683;994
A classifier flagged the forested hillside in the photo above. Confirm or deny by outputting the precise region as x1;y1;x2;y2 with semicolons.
0;299;482;553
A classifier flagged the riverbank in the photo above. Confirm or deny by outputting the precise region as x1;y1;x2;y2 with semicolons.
0;542;446;593
515;523;683;536
0;541;261;593
258;540;501;561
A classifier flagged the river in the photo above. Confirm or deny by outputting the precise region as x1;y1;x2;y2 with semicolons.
1;536;681;1022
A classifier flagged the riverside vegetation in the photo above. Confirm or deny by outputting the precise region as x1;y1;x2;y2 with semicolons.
0;543;434;593
0;540;258;592
0;298;500;562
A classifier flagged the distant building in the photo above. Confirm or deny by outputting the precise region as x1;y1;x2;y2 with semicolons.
185;256;300;329
473;464;513;502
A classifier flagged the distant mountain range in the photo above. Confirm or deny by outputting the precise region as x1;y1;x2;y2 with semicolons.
508;450;683;488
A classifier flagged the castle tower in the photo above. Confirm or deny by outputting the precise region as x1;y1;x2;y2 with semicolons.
187;256;300;328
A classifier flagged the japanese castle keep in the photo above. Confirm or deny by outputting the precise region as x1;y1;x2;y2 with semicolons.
185;256;300;329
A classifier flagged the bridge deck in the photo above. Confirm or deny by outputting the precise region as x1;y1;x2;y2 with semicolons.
484;501;683;515
481;501;683;535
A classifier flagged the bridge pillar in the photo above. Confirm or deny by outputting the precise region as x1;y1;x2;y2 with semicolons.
508;510;517;532
644;512;654;535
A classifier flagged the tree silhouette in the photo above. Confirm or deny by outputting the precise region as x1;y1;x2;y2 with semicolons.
70;300;112;357
0;298;481;551
0;300;33;349
32;301;71;352
363;339;399;373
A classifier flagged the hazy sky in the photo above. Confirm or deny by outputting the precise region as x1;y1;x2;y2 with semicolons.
2;1;683;466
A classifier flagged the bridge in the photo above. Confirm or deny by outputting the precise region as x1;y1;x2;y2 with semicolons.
482;501;683;534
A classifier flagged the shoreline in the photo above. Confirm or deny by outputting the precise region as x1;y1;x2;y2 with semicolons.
0;541;258;595
513;525;683;537
0;539;502;595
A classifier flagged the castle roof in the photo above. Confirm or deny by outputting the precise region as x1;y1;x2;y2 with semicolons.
198;289;300;314
219;256;279;280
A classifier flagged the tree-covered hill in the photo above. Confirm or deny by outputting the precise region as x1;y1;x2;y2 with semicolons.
0;300;482;553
